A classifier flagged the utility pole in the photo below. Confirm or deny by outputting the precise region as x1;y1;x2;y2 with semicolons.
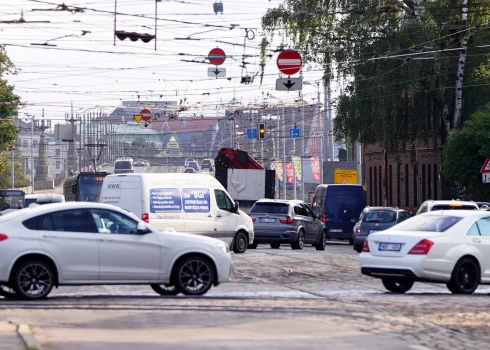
282;105;287;199
452;0;469;128
301;98;305;201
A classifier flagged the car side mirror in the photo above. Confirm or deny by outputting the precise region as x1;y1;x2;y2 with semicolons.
232;201;239;213
137;222;150;234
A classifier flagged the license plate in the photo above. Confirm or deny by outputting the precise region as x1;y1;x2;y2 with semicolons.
370;230;379;234
330;229;342;232
378;243;402;252
260;218;275;223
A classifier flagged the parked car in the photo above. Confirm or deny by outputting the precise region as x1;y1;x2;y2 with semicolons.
248;199;326;250
416;200;478;214
183;167;196;173
311;184;366;244
0;202;232;300
352;207;411;252
360;210;490;294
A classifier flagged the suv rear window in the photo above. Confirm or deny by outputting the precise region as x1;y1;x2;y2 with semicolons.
363;210;396;223
250;202;289;214
115;161;132;170
392;215;462;232
431;205;477;211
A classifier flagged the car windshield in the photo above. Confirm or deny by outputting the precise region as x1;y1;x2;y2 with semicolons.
250;202;289;214
79;180;103;202
115;161;132;170
391;215;462;232
431;204;477;211
363;210;396;223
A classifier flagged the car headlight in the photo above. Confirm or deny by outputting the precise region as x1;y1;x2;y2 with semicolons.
216;242;229;254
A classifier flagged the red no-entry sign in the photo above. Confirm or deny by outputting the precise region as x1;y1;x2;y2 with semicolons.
208;48;226;66
277;50;302;75
140;108;152;122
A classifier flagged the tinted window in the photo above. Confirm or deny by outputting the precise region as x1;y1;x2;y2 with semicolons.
363;210;396;223
115;161;132;170
23;216;40;230
392;215;462;232
302;204;316;218
250;202;289;214
294;205;307;216
214;190;234;212
49;210;98;233
431;204;477;211
90;209;138;234
476;217;490;237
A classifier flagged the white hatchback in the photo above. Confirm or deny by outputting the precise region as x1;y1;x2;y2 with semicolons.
360;210;490;294
0;202;232;300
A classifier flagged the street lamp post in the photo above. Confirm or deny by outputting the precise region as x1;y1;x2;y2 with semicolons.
24;113;36;193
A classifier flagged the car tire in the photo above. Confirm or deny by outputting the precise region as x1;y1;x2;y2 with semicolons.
382;279;414;293
348;238;354;245
151;284;180;296
291;230;305;250
233;232;248;254
270;243;280;249
247;243;258;249
174;255;215;296
13;260;54;300
0;284;17;299
315;230;326;251
446;257;481;294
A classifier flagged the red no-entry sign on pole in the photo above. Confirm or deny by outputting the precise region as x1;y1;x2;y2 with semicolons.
277;50;302;75
208;48;226;66
140;108;152;122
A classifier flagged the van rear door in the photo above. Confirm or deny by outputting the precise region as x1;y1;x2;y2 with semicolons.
100;176;143;218
341;186;366;234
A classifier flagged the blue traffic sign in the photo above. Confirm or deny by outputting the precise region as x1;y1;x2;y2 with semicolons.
290;128;300;138
247;128;258;139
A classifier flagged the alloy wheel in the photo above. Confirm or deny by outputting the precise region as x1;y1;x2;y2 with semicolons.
456;262;479;293
176;257;213;295
15;261;53;299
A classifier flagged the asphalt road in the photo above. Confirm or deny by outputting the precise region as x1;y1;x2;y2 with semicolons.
2;242;490;350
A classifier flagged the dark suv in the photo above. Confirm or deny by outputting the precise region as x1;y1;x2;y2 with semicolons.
352;207;411;252
248;199;326;250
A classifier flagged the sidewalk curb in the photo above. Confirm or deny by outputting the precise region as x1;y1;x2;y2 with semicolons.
15;323;42;350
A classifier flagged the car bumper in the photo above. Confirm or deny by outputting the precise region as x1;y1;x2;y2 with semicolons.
359;253;452;282
216;252;233;284
253;229;299;243
354;235;367;248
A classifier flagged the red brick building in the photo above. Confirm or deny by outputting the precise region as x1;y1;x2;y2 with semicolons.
363;139;445;212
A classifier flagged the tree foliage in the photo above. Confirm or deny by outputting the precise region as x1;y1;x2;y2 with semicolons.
0;153;30;189
261;1;490;152
443;104;490;199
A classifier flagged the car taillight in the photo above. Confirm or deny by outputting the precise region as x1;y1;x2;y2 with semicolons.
0;234;8;242
362;239;370;252
251;217;256;222
280;216;294;224
357;227;361;235
408;239;433;255
141;213;149;223
321;214;327;223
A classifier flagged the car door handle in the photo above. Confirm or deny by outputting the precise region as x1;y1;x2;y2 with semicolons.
472;238;481;243
208;214;213;217
216;215;222;218
42;234;58;238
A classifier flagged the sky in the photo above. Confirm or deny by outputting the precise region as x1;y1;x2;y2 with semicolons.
0;0;327;122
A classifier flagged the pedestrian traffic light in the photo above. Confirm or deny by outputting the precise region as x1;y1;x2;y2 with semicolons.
258;123;266;139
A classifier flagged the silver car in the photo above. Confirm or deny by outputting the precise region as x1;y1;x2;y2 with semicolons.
248;199;326;250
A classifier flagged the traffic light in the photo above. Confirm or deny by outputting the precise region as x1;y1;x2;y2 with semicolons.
258;123;266;139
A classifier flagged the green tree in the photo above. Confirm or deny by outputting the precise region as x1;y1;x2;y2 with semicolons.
443;104;490;199
261;1;490;152
0;153;30;189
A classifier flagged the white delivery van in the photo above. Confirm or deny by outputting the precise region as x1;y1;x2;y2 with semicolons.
99;173;254;253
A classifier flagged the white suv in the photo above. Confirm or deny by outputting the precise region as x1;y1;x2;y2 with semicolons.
416;200;478;215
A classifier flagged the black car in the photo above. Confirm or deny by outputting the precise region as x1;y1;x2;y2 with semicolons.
352;207;412;252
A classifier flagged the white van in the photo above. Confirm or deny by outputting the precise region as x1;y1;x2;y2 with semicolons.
114;157;134;174
99;173;254;253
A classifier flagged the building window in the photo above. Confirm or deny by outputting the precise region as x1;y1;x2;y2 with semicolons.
378;165;382;206
56;148;61;157
33;140;39;148
389;165;393;206
22;140;29;148
405;164;409;207
413;165;418;208
428;164;432;200
369;167;373;205
433;164;438;200
373;166;378;206
397;164;401;207
421;164;426;201
56;161;60;169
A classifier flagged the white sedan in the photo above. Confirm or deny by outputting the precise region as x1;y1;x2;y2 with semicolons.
0;202;232;300
360;210;490;294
